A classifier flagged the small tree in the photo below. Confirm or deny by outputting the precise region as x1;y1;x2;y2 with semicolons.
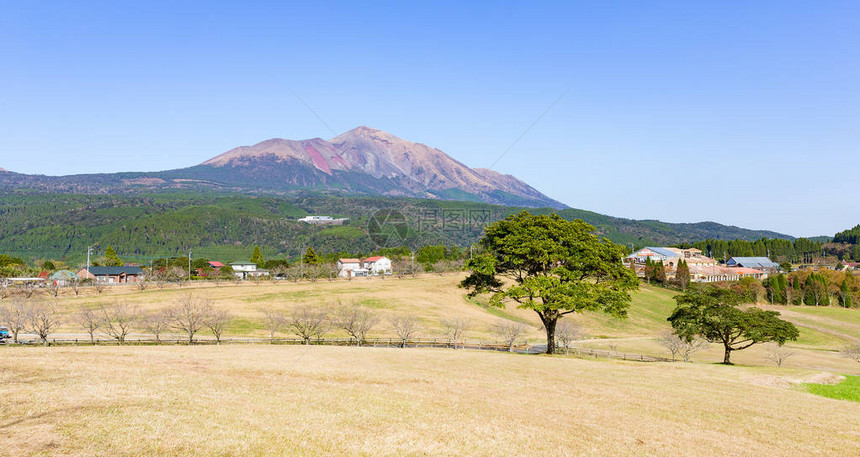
494;320;526;352
104;245;124;267
204;307;230;344
389;315;418;348
288;305;329;344
442;318;470;348
764;343;797;368
261;309;285;340
658;331;684;362
142;310;171;342
0;298;29;343
675;259;691;291
332;302;378;346
168;295;212;344
654;260;667;285
73;306;102;343
250;246;265;268
668;288;799;364
843;344;860;364
101;301;140;344
302;247;321;265
28;301;62;345
555;321;582;354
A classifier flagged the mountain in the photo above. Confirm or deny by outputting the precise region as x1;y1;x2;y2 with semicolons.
0;127;566;208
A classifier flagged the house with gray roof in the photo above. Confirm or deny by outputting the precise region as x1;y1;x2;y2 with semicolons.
77;266;146;284
725;257;780;271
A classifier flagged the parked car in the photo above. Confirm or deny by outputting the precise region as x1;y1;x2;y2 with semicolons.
0;326;10;341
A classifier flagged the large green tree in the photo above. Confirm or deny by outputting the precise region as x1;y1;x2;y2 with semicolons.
460;211;639;354
667;288;799;364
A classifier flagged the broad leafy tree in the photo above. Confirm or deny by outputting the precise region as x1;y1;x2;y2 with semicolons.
460;211;638;354
667;288;799;364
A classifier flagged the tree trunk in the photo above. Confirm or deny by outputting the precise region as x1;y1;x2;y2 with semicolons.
544;317;557;354
722;345;733;365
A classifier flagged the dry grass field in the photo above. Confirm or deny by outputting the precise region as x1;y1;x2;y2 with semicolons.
29;275;860;374
0;345;857;456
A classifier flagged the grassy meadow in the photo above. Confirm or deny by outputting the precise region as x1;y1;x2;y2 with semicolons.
25;274;860;373
3;275;860;455
1;345;858;456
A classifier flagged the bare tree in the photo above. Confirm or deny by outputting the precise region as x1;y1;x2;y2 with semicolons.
389;315;418;348
73;305;102;343
842;344;860;364
555;321;582;355
332;302;378;346
137;275;148;291
20;282;38;298
764;343;797;368
101;301;139;344
261;309;285;341
93;281;106;294
305;264;329;283
494;320;526;352
46;281;61;297
204;306;231;344
658;331;683;362
678;338;709;363
167;295;212;344
28;300;62;346
288;305;329;344
0;298;29;343
607;343;619;355
69;276;81;296
442;318;470;349
141;309;171;342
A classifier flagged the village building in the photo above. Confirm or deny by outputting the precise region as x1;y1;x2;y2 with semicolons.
77;266;146;284
49;270;78;286
336;256;392;277
297;215;349;225
626;247;716;268
336;258;366;278
363;256;392;275
726;257;780;271
687;264;768;282
228;261;269;280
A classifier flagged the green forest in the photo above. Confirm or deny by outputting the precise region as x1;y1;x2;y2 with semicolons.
0;191;796;267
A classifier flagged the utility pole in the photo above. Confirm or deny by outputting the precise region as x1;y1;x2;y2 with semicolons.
411;249;415;274
86;246;93;273
188;249;192;280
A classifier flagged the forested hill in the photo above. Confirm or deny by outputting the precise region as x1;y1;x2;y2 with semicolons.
0;192;793;264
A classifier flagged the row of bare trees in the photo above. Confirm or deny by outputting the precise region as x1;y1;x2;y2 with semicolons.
257;302;550;350
0;298;62;345
1;295;231;345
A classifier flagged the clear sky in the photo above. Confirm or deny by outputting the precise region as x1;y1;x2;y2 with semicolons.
1;1;858;237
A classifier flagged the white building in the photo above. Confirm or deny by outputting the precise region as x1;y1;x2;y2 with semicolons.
229;261;269;280
298;215;349;224
337;258;365;278
363;256;392;275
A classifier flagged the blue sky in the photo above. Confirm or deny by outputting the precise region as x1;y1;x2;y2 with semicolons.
1;1;858;237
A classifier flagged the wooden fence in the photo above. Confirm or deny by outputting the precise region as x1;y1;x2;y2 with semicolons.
4;336;672;362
